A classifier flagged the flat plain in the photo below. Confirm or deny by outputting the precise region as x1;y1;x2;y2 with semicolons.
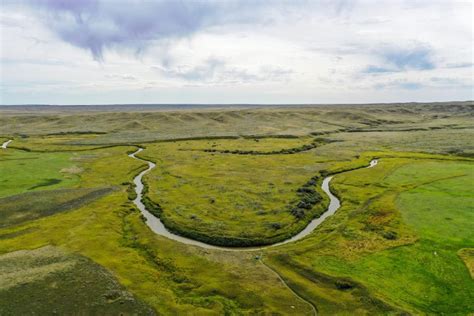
0;102;472;315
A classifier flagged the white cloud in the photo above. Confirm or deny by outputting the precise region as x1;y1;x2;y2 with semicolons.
0;0;472;104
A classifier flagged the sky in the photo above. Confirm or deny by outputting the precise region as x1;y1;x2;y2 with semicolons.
0;0;472;105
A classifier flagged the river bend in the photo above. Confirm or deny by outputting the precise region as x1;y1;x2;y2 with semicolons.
129;148;378;251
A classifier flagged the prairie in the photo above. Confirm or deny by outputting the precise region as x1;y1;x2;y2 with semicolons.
139;138;329;246
0;102;472;314
265;157;474;314
0;246;154;315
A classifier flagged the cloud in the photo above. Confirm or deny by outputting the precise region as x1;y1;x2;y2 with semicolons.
18;0;284;61
152;58;293;84
381;46;435;70
333;0;356;16
430;77;472;89
26;0;220;60
397;82;422;90
16;0;365;62
362;44;436;75
219;65;293;84
362;65;394;74
375;80;423;90
445;62;473;69
105;74;137;80
152;58;225;81
1;0;472;104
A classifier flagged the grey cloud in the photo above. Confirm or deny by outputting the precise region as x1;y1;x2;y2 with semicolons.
105;73;137;80
153;58;225;81
152;58;293;84
362;65;394;74
445;62;473;69
430;77;473;89
374;76;472;91
374;80;422;90
15;0;358;61
28;0;219;60
18;0;291;61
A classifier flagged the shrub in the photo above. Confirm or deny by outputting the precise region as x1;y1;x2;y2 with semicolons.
297;201;311;209
297;187;315;194
291;208;306;219
382;231;398;240
270;222;282;230
335;280;355;290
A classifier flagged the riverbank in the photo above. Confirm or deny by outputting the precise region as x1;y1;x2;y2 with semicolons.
129;146;378;249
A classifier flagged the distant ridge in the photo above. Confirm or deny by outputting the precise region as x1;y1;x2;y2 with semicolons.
1;101;472;112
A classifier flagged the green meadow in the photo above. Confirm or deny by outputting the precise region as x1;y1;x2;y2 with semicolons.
0;102;473;314
266;157;473;314
139;138;328;246
0;150;79;197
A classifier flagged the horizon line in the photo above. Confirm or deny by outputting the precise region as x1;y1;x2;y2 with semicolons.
1;100;473;107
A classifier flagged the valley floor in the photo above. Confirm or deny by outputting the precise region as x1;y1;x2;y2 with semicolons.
0;102;473;314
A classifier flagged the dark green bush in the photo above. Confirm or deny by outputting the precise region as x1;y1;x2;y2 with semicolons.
270;222;282;230
382;231;398;240
335;280;355;290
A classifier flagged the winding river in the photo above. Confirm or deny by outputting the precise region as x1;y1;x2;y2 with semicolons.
1;139;12;149
129;148;378;251
1;139;376;251
2;137;374;312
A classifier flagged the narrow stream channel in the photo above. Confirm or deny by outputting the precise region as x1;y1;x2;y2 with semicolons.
129;148;378;251
1;140;12;149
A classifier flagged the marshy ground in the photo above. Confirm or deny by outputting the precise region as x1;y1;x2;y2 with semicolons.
0;102;473;314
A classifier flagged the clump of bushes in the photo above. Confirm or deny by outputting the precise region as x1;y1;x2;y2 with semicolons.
202;138;329;155
270;222;282;230
290;175;322;220
125;182;137;200
382;230;398;240
45;131;106;136
335;280;355;290
291;208;306;219
141;182;163;216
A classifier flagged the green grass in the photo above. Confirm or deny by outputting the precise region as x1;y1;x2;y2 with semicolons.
0;187;115;228
266;157;474;314
0;141;315;314
178;135;313;152
458;248;474;277
0;103;473;314
264;254;405;315
140;139;329;246
392;161;474;246
0;150;79;197
0;246;155;315
7;134;108;151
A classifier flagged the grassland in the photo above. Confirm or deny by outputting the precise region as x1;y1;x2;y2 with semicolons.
0;102;472;314
0;246;155;315
0;187;115;228
265;157;474;314
0;136;315;314
1;102;472;146
0;150;79;197
139;137;329;246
